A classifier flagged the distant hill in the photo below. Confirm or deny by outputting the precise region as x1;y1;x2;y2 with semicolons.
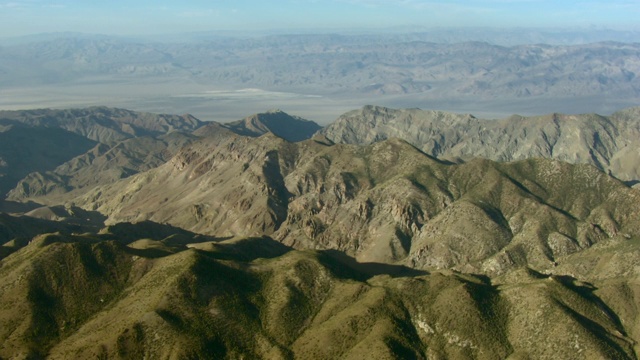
321;105;640;185
1;36;639;119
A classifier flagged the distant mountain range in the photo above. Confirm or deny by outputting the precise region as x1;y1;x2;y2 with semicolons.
2;105;640;358
2;37;637;99
4;28;640;46
1;34;638;120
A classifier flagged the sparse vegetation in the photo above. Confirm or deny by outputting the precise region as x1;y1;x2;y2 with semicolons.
1;106;640;358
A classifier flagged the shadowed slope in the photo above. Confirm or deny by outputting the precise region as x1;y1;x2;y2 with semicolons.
7;132;198;203
0;124;97;196
223;109;322;142
0;107;204;144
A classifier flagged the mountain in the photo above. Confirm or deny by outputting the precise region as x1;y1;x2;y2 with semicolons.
2;105;640;358
2;36;639;121
4;105;639;276
6;132;198;203
0;228;637;359
2;37;638;101
222;110;322;142
64;132;640;278
320;105;640;185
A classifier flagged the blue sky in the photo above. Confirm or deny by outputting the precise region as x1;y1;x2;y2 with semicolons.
0;0;638;37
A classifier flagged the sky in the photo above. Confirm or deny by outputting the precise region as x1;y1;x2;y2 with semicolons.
0;0;638;37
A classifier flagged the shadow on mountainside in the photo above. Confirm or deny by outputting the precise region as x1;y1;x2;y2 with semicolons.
100;220;222;245
624;180;640;188
0;200;43;214
318;249;429;281
23;205;108;227
549;275;629;338
201;236;293;262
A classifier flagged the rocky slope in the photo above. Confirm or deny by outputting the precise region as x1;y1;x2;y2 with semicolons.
67;132;640;277
1;228;638;359
6;132;198;203
320;105;640;185
2;106;640;358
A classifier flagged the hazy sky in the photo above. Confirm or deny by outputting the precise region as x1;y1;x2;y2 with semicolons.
1;0;638;37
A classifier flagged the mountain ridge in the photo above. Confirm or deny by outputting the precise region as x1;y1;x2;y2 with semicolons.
222;109;322;142
320;105;640;185
2;37;639;120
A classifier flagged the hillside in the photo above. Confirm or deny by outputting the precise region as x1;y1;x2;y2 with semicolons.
1;228;638;359
7;132;198;202
2;105;640;358
0;107;204;144
0;123;97;196
0;107;206;198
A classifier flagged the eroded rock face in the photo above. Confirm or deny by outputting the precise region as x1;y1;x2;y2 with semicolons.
7;107;637;276
321;105;640;183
